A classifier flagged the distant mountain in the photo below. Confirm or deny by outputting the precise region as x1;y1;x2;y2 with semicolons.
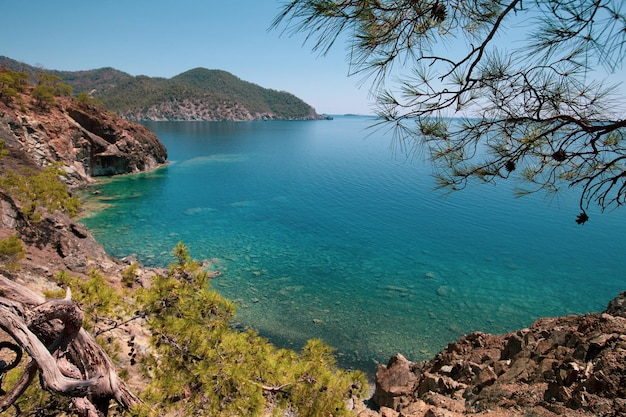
0;56;133;96
0;56;322;121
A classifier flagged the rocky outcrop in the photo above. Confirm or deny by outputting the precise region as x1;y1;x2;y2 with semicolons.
0;93;167;186
117;97;322;122
64;104;167;176
0;179;158;400
0;72;167;289
369;295;626;417
0;189;118;279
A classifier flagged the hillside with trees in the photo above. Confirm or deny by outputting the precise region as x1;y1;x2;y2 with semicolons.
0;56;322;121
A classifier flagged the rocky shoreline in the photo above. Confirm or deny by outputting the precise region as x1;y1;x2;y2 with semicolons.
0;83;166;301
1;76;625;416
363;294;626;417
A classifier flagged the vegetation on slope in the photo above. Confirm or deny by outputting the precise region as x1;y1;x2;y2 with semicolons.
0;163;80;222
0;57;320;120
99;68;318;120
1;236;369;416
131;242;368;416
169;68;315;117
0;56;133;96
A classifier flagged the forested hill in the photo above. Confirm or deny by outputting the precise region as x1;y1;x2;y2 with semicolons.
0;56;322;121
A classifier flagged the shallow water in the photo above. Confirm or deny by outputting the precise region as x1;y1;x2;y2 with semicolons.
79;116;626;374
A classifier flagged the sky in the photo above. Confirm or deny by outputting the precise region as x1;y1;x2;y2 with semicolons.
1;0;375;115
2;1;625;116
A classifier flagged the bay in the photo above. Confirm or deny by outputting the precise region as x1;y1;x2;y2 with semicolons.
79;116;626;373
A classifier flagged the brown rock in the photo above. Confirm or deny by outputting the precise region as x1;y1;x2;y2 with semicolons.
475;366;497;390
500;334;523;360
498;357;536;384
421;391;465;413
423;408;464;417
534;338;554;356
537;358;559;380
492;359;510;376
371;293;626;417
604;291;626;318
373;354;419;410
397;399;431;416
379;406;399;417
1;91;167;187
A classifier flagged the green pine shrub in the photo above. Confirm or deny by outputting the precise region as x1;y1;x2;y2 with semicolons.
135;242;368;416
32;73;73;109
0;68;29;104
76;91;104;110
0;164;80;222
121;262;140;287
0;233;25;271
54;269;124;334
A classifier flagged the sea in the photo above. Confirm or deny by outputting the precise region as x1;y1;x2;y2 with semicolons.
78;116;625;374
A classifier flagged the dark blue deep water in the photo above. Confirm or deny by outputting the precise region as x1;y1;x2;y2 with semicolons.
79;116;625;373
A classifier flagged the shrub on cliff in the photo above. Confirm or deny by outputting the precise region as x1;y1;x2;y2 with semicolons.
0;164;80;222
75;91;104;110
55;269;124;336
135;242;368;417
0;234;25;271
32;73;72;109
0;67;29;104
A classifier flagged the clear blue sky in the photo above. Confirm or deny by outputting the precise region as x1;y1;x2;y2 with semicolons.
2;1;624;116
1;0;374;115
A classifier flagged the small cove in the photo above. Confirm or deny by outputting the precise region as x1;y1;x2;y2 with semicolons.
79;116;626;374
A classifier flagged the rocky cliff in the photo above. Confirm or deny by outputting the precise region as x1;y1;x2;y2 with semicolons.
0;90;167;187
364;295;626;417
0;71;166;401
0;67;167;284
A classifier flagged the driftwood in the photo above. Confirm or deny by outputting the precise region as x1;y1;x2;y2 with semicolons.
0;274;140;416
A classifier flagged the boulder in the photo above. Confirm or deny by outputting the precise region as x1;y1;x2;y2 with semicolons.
373;353;419;410
604;291;626;318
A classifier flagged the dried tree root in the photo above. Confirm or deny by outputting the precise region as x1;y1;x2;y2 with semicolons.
0;274;140;416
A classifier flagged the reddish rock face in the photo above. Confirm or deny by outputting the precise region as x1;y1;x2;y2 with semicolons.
64;105;167;177
605;291;626;318
1;92;167;187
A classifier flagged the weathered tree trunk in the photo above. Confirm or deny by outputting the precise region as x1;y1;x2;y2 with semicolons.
0;274;140;416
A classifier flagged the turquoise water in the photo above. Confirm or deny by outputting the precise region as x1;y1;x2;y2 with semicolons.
79;116;625;374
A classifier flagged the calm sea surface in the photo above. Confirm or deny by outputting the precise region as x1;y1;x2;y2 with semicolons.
79;116;625;374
